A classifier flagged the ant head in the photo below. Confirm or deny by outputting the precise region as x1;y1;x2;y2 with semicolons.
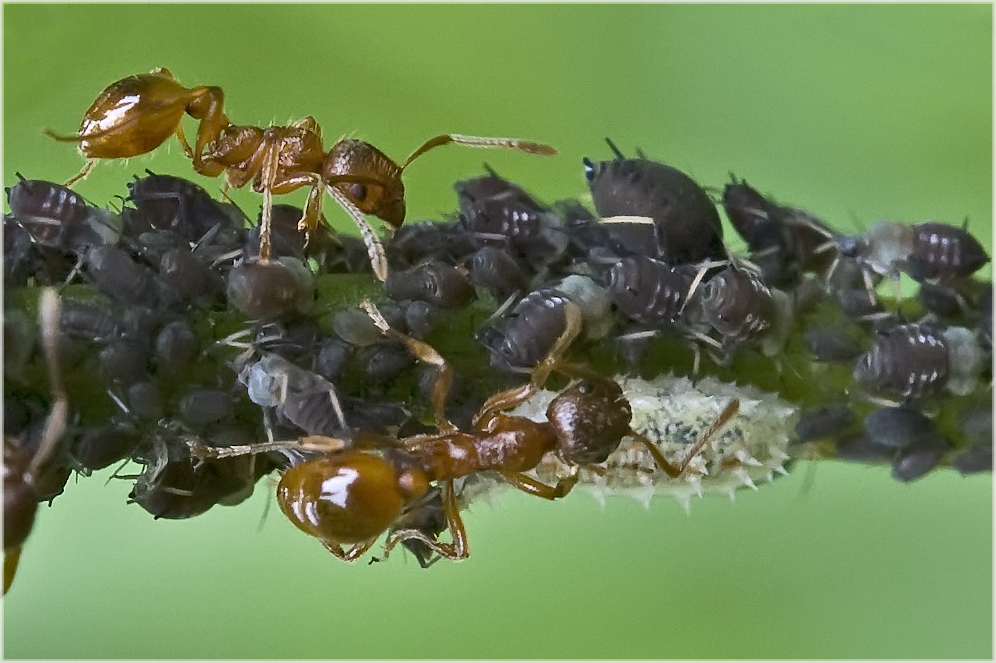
323;139;405;228
546;376;631;465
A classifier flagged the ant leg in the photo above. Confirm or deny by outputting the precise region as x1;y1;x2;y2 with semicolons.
501;470;579;500
400;134;557;171
3;547;23;595
472;302;584;428
630;398;740;479
188;435;348;460
360;300;457;432
62;159;96;188
184;85;228;168
380;480;468;562
323;538;376;562
255;142;285;263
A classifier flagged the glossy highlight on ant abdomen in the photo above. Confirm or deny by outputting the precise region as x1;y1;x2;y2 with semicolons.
278;451;426;546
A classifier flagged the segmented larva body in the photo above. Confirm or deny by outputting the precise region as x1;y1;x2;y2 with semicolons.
509;374;798;512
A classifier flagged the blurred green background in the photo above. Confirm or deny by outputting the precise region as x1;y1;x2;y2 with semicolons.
3;4;992;659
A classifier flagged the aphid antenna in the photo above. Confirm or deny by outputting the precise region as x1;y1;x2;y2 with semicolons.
105;388;131;415
104;457;136;486
476;291;520;331
598;215;654;226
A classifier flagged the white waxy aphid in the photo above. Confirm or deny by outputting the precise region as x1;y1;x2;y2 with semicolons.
505;374;798;512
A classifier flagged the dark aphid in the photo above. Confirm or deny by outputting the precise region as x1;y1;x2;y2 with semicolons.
833;432;895;463
59;299;121;342
71;424;140;472
952;444;992;475
794;404;856;442
698;265;794;360
177;388;234;427
403;300;443;340
891;434;949;483
128;380;164;420
607;255;694;326
6;175;121;251
154;319;199;373
903;221;990;281
156;245;226;309
480;289;571;373
469;246;529;299
863;406;935;449
854;323;984;398
98;339;151;386
242;353;347;436
361;340;415;385
978;284;992;350
314;339;349;381
854;323;947;398
84;245;158;306
386;220;470;271
721;176;835;287
126;171;245;247
333;304;403;347
129;427;260;520
384;260;476;309
583;139;724;265
226;257;315;319
804;324;865;363
455;164;544;223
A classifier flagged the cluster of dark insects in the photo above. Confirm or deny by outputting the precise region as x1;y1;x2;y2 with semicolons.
3;69;992;591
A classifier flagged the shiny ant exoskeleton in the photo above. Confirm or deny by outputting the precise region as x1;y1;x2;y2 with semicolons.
46;68;557;278
191;301;738;563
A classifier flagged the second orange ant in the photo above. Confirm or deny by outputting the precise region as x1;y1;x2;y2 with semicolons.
45;68;557;279
190;300;739;563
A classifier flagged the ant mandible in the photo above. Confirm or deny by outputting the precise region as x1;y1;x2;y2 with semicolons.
191;300;739;563
45;68;557;279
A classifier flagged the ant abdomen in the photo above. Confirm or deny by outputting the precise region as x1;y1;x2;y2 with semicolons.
277;451;427;546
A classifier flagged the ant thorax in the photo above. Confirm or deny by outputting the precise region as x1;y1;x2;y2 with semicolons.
507;375;797;512
844;220;913;276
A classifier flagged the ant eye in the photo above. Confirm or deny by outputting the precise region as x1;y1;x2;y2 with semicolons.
582;158;596;183
348;183;367;201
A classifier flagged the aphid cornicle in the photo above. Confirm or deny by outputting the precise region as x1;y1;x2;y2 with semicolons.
583;139;724;265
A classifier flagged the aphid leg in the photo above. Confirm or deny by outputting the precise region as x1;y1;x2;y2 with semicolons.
630;398;740;479
361;299;456;432
380;480;469;562
472;301;583;428
500;469;579;500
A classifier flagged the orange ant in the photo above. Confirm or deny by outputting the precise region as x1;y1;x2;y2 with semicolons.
45;68;557;279
190;300;739;563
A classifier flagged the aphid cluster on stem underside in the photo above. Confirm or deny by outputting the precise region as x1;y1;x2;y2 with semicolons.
46;67;557;280
191;300;740;564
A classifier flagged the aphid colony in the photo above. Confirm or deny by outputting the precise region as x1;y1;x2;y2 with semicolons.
4;82;992;587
